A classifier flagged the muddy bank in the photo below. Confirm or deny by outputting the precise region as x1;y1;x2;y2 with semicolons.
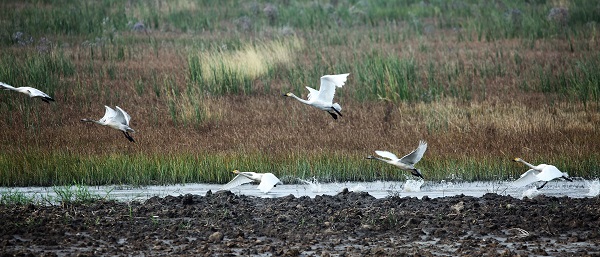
1;190;599;256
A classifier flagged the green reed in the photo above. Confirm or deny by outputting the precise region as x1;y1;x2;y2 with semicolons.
355;55;420;103
52;183;105;204
0;51;73;97
569;55;600;108
1;150;598;187
0;189;36;205
522;54;600;108
2;0;598;46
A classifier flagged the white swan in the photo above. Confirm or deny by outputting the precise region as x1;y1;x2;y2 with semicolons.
512;158;572;189
221;170;282;193
0;81;54;103
81;106;135;142
367;140;428;179
284;73;350;119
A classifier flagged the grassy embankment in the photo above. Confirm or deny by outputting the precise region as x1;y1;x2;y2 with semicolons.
0;0;599;186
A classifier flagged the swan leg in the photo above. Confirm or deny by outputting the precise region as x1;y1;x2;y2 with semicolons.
123;131;135;142
331;107;343;117
411;169;424;179
536;181;549;190
328;112;338;120
563;176;573;182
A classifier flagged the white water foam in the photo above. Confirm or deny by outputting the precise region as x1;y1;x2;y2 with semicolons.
402;179;424;192
522;188;541;199
299;177;366;193
586;179;600;197
298;177;329;193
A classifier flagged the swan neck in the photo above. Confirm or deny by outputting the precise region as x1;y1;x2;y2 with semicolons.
519;159;536;169
83;119;103;125
369;156;389;163
289;94;310;105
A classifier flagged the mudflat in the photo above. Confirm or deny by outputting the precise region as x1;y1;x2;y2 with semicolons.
1;190;599;256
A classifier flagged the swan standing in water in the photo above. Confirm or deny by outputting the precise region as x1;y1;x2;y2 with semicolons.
367;140;428;179
512;158;572;190
81;106;135;142
221;170;282;193
284;73;350;120
0;82;54;103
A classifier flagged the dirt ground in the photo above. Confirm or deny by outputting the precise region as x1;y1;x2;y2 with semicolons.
1;190;599;256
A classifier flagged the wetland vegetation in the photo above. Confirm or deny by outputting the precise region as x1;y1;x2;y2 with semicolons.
1;0;599;187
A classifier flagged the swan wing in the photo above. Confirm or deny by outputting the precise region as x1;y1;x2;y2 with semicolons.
115;106;132;125
100;106;117;123
512;169;541;187
537;165;563;182
316;73;349;104
305;86;319;101
256;173;282;193
0;82;16;90
221;175;254;190
374;150;399;161
399;140;428;165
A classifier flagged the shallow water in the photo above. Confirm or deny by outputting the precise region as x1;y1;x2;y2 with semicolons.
2;178;598;203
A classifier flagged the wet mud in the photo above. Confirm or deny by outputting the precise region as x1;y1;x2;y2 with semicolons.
1;190;599;256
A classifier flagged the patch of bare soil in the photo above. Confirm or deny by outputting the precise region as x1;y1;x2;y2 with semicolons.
1;190;599;256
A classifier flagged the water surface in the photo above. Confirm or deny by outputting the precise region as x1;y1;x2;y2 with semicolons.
2;179;598;203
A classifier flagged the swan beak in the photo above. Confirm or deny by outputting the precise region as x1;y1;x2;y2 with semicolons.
231;170;239;174
283;93;291;97
512;158;520;162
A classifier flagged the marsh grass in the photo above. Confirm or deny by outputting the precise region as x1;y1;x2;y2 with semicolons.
2;95;598;186
0;0;599;186
188;37;302;94
52;183;105;204
2;150;534;186
0;189;35;205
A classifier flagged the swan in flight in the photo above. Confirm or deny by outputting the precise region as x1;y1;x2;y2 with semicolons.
512;158;572;190
367;140;428;179
221;170;282;193
81;106;135;142
0;81;54;103
284;73;350;120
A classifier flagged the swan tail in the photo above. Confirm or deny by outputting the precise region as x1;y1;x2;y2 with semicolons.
332;103;342;112
330;103;342;118
41;97;54;103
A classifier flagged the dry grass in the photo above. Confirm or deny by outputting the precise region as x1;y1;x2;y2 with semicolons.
193;37;303;83
2;94;597;159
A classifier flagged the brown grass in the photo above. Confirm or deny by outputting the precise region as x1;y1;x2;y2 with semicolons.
2;94;598;159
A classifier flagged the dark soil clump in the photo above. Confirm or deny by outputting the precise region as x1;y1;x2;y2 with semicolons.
1;191;599;256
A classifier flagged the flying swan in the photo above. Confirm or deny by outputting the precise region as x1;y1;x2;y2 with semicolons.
221;170;282;193
512;158;572;190
284;73;350;120
367;140;428;179
81;105;135;142
0;81;54;103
